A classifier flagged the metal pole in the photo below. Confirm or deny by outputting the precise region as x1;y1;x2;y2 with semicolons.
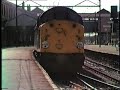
95;12;97;45
111;21;113;46
16;0;17;29
16;0;18;46
119;0;120;12
99;0;101;47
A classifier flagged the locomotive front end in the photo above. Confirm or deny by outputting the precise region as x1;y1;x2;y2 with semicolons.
33;6;85;74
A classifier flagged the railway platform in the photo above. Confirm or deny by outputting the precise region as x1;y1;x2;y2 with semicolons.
2;47;58;90
84;45;119;55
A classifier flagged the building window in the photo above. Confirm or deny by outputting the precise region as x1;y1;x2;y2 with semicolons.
1;4;3;15
96;18;98;20
9;8;11;19
6;6;8;18
84;18;89;20
10;8;13;18
14;10;16;17
3;5;5;16
37;13;40;16
13;10;15;18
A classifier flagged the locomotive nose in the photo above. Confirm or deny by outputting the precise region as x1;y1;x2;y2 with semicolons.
33;50;38;58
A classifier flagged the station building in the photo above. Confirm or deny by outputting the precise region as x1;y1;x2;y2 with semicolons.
1;0;119;47
80;10;119;45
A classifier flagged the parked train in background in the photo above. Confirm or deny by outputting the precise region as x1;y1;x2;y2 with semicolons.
33;6;85;74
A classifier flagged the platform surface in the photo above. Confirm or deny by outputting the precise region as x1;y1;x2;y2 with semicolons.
84;45;119;55
2;47;58;90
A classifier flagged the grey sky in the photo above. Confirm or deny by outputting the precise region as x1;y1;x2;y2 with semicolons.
8;0;119;13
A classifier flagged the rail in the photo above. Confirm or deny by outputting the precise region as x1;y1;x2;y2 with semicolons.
85;57;120;72
77;72;120;89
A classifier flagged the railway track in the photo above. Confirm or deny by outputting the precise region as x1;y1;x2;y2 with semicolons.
52;70;120;90
85;57;120;73
33;55;120;89
34;56;120;90
85;49;119;70
77;72;120;90
84;57;120;86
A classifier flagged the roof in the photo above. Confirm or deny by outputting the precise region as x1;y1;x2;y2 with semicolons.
29;7;44;19
97;9;110;14
6;14;36;26
2;0;16;7
37;6;83;27
31;7;44;14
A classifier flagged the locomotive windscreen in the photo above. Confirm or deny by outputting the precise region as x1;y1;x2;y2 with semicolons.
37;6;83;27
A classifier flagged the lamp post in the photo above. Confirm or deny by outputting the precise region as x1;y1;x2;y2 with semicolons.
94;12;97;45
16;0;17;28
16;0;18;46
99;0;101;47
111;20;114;46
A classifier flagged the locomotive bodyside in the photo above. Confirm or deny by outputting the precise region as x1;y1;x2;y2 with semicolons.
33;6;85;74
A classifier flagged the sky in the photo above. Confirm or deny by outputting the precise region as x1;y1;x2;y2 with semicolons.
7;0;120;13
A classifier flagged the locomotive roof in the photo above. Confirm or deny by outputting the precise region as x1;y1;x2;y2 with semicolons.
37;6;83;27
